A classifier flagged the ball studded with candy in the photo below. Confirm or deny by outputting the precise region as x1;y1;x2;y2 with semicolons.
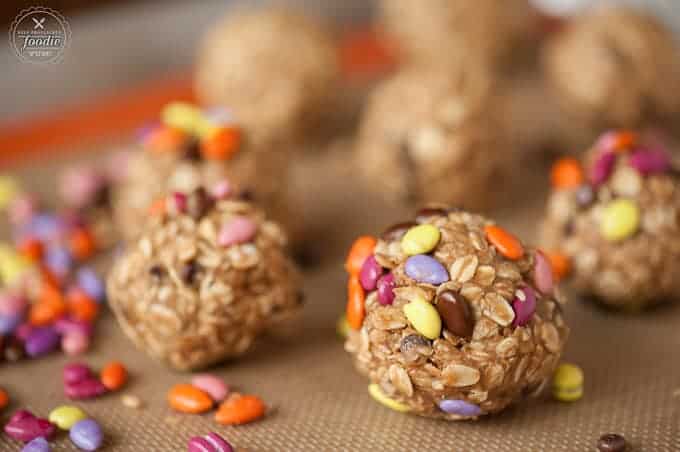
541;131;680;310
111;102;291;242
355;68;512;210
107;182;302;370
344;207;569;420
195;8;339;145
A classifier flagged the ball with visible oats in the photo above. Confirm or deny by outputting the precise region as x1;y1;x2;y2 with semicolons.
541;130;680;310
107;181;302;371
111;102;291;242
195;8;339;145
543;7;680;150
344;207;569;420
355;68;512;210
379;0;539;71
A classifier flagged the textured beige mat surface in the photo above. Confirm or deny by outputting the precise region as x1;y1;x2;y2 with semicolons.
1;145;679;451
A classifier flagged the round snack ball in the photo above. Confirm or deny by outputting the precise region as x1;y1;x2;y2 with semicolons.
111;103;292;242
195;8;339;145
543;7;680;150
379;0;539;71
107;183;302;371
344;208;569;420
355;68;512;210
541;131;680;310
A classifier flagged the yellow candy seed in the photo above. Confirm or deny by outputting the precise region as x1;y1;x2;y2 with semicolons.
0;176;19;210
600;199;640;242
552;363;584;402
368;384;410;413
48;405;88;430
0;245;32;286
161;102;204;135
403;296;442;340
401;224;441;256
336;314;350;339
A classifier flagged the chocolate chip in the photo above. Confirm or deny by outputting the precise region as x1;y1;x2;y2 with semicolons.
187;188;213;220
597;433;626;452
238;189;254;201
181;138;201;161
381;221;418;242
415;207;448;223
149;265;165;280
575;185;594;207
296;291;306;305
3;338;25;362
399;334;430;354
564;220;574;236
92;184;111;208
181;260;201;285
436;290;474;339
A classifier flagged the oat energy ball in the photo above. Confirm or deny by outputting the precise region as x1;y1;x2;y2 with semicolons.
344;208;569;419
195;8;339;144
541;131;680;310
543;7;680;141
112;102;289;242
356;68;510;209
379;0;538;70
107;182;301;370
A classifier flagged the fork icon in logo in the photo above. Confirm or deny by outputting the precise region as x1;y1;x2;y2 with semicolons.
32;17;45;29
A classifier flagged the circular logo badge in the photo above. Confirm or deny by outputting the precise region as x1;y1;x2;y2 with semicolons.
9;7;71;64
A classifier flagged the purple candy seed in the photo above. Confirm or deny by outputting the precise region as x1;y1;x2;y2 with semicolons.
25;327;60;357
70;419;104;451
76;268;105;302
21;437;51;452
404;255;449;285
438;399;482;417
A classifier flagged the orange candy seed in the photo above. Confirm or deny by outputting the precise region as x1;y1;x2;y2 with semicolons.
215;395;266;425
610;130;638;153
550;157;584;189
146;126;187;153
149;197;167;216
545;251;571;282
67;289;99;323
30;284;66;326
167;384;213;414
200;127;242;161
18;238;43;262
346;274;365;330
100;362;128;391
484;225;524;260
0;388;8;410
69;228;96;261
345;236;377;275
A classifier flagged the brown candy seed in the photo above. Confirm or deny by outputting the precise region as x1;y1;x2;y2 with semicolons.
187;188;213;220
436;290;474;339
597;433;626;452
381;222;418;242
415;207;448;223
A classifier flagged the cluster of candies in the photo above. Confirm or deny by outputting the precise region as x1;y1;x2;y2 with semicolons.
550;130;674;243
0;178;106;363
167;374;266;426
141;102;242;161
63;361;128;400
149;180;259;248
343;220;555;335
1;386;104;451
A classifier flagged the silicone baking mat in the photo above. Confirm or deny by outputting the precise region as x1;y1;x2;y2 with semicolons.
1;144;679;451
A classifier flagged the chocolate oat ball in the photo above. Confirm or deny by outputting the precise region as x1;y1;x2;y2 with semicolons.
111;102;291;242
379;0;539;71
543;7;680;150
344;208;569;419
195;8;339;145
107;181;301;371
541;131;680;310
355;68;511;210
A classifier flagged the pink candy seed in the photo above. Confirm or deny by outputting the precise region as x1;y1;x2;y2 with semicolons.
0;293;27;316
377;273;395;306
191;374;229;402
590;151;617;187
512;287;537;327
218;217;257;247
63;363;94;385
172;192;188;213
533;251;554;295
628;148;671;175
62;331;90;356
359;255;383;291
65;378;108;400
211;180;233;200
4;410;56;443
